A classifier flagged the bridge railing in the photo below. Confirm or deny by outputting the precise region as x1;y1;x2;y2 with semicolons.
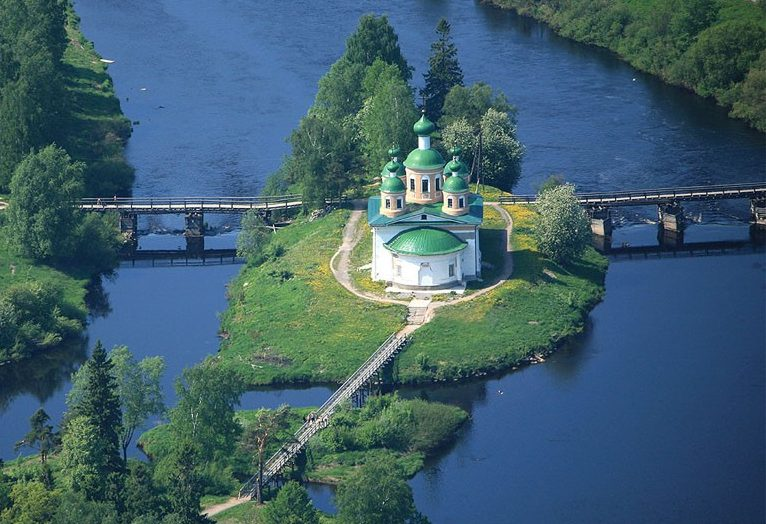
79;194;304;209
238;332;408;499
499;182;766;205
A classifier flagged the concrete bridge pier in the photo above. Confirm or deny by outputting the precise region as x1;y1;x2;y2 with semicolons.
750;199;766;227
588;206;613;237
591;234;611;253
185;212;204;254
658;202;685;232
119;213;138;253
658;227;684;248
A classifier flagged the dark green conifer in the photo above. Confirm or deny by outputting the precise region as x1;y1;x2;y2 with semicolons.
421;18;463;121
70;341;125;504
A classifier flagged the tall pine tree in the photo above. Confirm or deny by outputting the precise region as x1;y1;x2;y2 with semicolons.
421;18;463;122
69;341;124;504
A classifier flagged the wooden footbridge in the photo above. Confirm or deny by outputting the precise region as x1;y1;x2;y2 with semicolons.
498;182;766;206
500;182;766;236
79;194;306;214
238;332;409;500
79;195;343;251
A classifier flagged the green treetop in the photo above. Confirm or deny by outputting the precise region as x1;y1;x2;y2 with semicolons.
263;481;319;524
344;14;412;80
533;183;591;263
421;18;463;122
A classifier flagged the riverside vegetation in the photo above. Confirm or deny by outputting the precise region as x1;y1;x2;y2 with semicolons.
486;0;766;131
0;0;132;364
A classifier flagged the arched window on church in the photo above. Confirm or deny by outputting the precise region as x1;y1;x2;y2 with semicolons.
421;177;429;193
409;178;415;191
458;196;465;208
435;177;441;191
385;198;391;209
447;198;453;208
396;198;403;209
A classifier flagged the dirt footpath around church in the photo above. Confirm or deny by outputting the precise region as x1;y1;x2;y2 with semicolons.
331;200;514;331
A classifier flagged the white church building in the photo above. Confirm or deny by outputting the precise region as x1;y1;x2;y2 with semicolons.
368;113;483;292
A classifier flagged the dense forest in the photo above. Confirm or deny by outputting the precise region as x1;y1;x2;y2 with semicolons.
488;0;766;132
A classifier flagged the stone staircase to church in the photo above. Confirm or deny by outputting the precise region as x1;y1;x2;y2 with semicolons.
406;298;431;325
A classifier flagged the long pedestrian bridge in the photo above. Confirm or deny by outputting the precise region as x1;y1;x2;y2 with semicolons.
497;182;765;206
238;333;410;500
500;182;766;237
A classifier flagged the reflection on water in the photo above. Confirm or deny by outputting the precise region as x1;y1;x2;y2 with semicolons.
0;339;87;413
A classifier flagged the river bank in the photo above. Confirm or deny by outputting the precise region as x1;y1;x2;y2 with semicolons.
484;0;766;132
0;1;132;366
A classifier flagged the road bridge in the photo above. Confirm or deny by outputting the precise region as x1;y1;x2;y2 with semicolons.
238;332;409;502
498;182;766;236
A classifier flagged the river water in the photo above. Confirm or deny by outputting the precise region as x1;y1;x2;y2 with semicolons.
1;1;764;521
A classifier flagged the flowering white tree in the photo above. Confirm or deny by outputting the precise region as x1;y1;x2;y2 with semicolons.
534;184;591;263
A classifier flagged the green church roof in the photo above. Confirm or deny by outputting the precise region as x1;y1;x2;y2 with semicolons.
384;227;467;256
381;159;405;178
380;174;405;193
443;174;468;192
403;148;445;170
443;159;469;176
413;113;436;136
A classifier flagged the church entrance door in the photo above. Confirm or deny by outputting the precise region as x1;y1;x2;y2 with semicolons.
419;264;433;286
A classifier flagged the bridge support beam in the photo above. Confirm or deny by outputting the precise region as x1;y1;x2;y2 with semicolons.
751;199;766;227
588;206;613;237
119;213;138;253
184;212;204;254
658;202;685;232
658;227;684;248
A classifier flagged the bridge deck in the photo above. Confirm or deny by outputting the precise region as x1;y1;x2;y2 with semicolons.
239;333;409;499
499;182;766;207
80;195;306;214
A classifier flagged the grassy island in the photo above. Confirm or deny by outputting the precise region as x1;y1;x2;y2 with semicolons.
137;395;468;497
218;202;607;386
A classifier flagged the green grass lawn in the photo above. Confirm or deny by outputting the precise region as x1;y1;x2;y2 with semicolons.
397;205;608;382
217;209;407;386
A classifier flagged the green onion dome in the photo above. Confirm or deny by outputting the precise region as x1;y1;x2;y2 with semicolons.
448;146;462;158
413;113;436;136
446;159;462;174
443;172;469;192
381;174;405;193
388;146;402;158
442;159;469;176
381;160;405;178
404;148;445;170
